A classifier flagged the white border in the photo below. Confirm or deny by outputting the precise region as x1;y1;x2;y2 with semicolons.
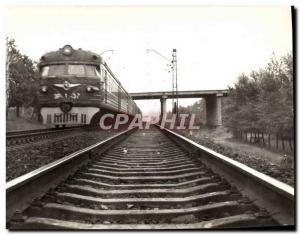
1;1;298;234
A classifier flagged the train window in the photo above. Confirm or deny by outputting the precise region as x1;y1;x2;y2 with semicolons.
85;65;97;77
43;65;65;77
41;66;49;78
111;79;119;94
67;65;85;76
95;67;101;77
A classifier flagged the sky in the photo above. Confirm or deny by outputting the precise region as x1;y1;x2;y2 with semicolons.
5;6;293;114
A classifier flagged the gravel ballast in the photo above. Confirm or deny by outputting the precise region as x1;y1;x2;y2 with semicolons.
6;129;120;181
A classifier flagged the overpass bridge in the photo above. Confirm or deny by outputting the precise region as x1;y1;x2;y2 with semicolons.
129;90;229;126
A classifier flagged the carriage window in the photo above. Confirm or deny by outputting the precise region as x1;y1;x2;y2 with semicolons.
67;65;85;76
85;65;98;77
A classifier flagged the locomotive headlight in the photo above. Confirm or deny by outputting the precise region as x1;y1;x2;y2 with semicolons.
41;86;47;92
62;45;73;56
86;86;100;92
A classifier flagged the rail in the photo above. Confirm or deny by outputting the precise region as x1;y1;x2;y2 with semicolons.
6;127;136;220
6;126;84;139
157;125;294;225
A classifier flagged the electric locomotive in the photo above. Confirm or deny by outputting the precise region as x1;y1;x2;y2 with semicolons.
38;45;141;127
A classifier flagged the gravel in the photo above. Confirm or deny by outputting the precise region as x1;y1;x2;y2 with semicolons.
7;128;294;187
6;129;120;181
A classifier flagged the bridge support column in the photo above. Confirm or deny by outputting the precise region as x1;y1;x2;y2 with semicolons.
160;95;167;119
205;94;223;126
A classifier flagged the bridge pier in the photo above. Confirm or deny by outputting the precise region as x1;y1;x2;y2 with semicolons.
205;94;223;126
129;90;229;126
160;95;167;118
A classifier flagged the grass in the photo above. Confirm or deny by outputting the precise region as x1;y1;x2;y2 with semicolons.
6;108;51;132
179;126;294;167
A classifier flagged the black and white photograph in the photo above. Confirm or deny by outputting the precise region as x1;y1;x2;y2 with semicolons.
5;4;295;230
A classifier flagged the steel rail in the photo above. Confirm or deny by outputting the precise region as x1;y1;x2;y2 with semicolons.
6;127;136;220
6;126;84;139
157;125;294;226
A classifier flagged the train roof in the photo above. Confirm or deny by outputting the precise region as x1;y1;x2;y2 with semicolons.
39;45;102;66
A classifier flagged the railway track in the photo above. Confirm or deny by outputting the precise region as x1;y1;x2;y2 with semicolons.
6;126;86;146
6;126;294;230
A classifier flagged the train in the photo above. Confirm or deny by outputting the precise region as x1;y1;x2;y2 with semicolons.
38;45;141;127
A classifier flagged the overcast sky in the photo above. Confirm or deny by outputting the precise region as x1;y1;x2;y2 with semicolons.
5;6;292;114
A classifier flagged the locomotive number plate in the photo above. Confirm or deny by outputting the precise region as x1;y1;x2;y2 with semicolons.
54;93;81;100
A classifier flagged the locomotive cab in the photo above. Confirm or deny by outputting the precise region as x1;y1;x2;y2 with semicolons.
38;45;102;126
38;45;141;127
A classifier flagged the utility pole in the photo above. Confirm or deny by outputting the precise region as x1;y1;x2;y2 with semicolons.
172;49;178;115
147;48;179;115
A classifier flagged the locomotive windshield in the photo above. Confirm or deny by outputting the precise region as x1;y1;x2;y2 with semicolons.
41;65;65;77
67;65;85;76
41;64;100;78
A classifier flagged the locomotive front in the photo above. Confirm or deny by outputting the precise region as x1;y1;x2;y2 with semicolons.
38;45;102;127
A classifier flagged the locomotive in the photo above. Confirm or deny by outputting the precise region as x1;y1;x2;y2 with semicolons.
38;45;141;127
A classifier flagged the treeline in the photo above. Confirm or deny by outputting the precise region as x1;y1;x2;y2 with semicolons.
223;54;293;151
6;38;39;117
177;100;205;125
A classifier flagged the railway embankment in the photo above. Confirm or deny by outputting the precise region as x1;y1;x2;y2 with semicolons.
175;127;294;186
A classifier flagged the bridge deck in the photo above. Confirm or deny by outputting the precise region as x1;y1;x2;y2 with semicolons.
129;90;229;100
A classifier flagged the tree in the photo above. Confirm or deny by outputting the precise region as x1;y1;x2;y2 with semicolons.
6;38;38;117
178;99;203;125
223;73;260;138
223;53;294;151
6;38;21;116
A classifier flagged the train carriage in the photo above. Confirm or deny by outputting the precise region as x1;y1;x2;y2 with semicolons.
38;45;141;127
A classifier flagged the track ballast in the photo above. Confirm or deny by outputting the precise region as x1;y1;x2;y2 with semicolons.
8;128;280;229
